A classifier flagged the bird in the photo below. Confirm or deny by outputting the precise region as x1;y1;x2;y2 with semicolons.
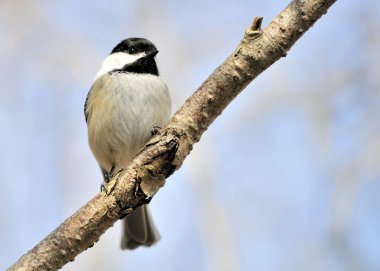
84;37;172;249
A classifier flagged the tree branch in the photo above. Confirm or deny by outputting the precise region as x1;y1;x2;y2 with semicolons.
8;0;336;270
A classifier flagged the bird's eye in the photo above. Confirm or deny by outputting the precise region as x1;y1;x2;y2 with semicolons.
128;47;136;54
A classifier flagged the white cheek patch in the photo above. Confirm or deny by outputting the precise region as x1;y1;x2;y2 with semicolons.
94;52;145;81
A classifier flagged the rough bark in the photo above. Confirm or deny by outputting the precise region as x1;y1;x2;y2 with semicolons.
8;0;337;270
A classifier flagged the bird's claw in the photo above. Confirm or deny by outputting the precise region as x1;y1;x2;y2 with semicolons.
100;171;113;192
151;126;162;136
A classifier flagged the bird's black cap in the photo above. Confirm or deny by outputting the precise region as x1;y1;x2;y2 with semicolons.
111;38;157;55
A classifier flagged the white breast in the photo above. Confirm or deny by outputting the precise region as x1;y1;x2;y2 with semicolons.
86;72;171;173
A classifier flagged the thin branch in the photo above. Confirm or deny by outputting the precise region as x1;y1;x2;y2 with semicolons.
8;0;337;270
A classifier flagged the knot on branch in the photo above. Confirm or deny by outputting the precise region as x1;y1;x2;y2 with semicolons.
244;16;264;40
138;164;166;197
132;126;186;198
235;16;265;60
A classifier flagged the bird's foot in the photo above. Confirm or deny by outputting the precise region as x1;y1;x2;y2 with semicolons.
151;126;162;136
100;168;126;191
100;175;111;191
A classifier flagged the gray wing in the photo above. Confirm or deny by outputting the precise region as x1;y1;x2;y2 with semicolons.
84;89;92;123
85;77;106;123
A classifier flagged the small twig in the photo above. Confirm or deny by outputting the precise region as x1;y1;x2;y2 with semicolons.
251;16;263;31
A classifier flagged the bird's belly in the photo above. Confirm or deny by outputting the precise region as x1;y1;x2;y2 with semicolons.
87;74;171;173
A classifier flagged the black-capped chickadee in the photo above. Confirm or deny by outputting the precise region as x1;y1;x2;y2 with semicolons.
84;38;172;249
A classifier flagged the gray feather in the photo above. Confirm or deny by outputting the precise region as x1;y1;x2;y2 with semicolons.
121;205;161;250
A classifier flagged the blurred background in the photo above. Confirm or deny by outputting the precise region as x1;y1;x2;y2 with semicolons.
1;0;379;270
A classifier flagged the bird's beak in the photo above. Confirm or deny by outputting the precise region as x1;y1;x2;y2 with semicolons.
146;50;159;58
